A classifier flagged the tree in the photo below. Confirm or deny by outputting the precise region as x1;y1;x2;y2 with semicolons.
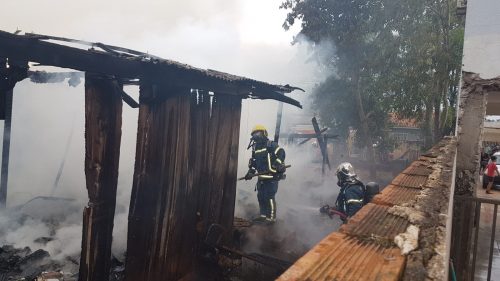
281;0;401;176
281;0;464;153
387;0;464;144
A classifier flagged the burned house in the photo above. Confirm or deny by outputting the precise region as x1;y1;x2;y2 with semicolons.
0;30;302;281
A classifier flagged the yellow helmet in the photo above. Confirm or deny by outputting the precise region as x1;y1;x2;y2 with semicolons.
251;124;268;137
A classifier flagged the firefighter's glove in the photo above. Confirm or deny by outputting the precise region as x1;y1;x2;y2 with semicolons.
244;171;254;181
276;164;287;173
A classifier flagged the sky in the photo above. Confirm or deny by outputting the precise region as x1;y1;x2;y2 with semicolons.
462;0;500;79
0;0;323;205
1;0;306;79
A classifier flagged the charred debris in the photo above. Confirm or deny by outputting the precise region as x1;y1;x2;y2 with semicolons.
0;30;304;281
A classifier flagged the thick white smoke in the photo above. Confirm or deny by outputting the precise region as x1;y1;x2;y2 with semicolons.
0;0;333;273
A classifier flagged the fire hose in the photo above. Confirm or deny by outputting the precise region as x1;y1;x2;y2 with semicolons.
319;204;348;221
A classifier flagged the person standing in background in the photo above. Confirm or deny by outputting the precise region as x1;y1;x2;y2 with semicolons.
486;155;500;194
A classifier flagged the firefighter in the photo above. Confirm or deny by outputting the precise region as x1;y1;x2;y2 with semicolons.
244;124;286;224
334;162;365;220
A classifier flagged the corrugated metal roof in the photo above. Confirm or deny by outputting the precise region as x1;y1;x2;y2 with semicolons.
0;30;304;108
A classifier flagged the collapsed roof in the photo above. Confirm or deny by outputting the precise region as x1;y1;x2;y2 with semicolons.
0;30;303;108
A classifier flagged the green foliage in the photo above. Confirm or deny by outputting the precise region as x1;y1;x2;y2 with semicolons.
313;75;388;139
281;0;465;146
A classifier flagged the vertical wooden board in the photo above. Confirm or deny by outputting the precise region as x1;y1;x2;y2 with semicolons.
0;88;12;208
160;93;194;277
126;89;244;280
218;95;242;242
208;97;231;224
79;74;123;281
0;58;9;121
187;91;211;257
125;85;195;281
124;87;152;276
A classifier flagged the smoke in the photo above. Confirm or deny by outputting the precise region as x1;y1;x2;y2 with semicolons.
235;144;343;256
0;0;331;273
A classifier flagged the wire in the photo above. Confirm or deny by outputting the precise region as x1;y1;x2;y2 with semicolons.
50;113;76;196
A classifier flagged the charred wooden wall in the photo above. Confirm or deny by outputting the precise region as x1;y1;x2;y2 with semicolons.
124;84;241;281
79;74;123;281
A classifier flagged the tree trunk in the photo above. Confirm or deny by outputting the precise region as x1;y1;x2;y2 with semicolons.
440;92;449;134
433;85;441;143
353;73;376;178
424;99;433;149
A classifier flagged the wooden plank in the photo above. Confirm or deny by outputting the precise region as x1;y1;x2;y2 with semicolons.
125;84;194;281
125;88;243;280
274;102;283;142
0;60;27;208
0;88;12;208
79;74;123;281
198;94;241;242
0;58;7;121
217;95;242;243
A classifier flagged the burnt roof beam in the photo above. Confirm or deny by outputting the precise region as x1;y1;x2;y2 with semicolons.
0;30;302;108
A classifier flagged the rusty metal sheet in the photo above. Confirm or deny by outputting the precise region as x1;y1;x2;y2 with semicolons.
372;185;421;206
277;233;405;281
391;173;428;188
340;203;409;241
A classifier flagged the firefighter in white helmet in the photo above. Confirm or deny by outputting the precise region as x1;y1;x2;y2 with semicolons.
334;162;365;219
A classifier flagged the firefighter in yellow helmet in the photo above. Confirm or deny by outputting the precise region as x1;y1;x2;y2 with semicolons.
244;124;286;224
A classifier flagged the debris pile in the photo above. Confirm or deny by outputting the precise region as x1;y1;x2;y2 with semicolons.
0;245;70;281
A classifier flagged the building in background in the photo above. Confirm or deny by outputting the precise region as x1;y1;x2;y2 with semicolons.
387;113;423;162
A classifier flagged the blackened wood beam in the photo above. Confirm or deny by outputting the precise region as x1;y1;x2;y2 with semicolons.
0;30;302;108
79;73;123;281
274;102;283;143
125;84;194;281
0;60;27;208
312;117;331;174
0;88;12;209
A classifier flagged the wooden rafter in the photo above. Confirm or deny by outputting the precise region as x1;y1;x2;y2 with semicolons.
0;30;303;108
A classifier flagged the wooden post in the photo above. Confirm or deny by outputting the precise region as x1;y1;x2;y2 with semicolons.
274;102;283;143
312;117;331;175
202;94;241;243
125;83;194;281
0;88;12;208
79;73;123;281
124;86;242;280
0;59;26;208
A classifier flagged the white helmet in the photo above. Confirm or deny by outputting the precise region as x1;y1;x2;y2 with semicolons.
336;162;357;180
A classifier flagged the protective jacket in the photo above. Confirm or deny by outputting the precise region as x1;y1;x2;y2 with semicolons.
335;179;365;217
248;140;285;180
